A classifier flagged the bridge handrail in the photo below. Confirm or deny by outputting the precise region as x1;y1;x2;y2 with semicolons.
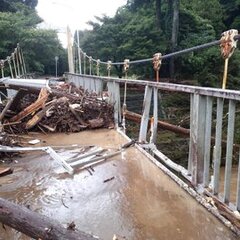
66;73;240;100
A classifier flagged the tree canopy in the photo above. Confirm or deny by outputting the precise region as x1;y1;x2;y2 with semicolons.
78;0;240;88
0;0;67;75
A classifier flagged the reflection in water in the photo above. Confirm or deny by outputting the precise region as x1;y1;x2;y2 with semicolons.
0;130;238;240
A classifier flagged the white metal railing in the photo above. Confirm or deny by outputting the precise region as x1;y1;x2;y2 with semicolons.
66;72;240;213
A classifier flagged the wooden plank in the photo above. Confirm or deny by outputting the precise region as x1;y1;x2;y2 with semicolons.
45;147;74;174
139;85;152;143
66;147;103;163
203;96;213;187
10;88;49;122
213;98;224;195
224;100;236;203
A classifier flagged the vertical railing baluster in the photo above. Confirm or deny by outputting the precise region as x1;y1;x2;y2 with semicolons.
224;100;236;203
188;94;194;174
139;85;153;143
191;94;206;185
203;96;213;187
114;81;121;125
236;149;240;211
150;87;158;144
213;98;224;195
107;81;120;126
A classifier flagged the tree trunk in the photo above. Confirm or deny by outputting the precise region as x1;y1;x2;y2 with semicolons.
125;110;190;136
156;0;162;31
170;0;179;80
0;197;99;240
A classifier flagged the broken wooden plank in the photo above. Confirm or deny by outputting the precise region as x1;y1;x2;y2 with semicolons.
74;150;122;169
10;88;49;122
66;147;103;163
0;197;99;240
25;104;55;130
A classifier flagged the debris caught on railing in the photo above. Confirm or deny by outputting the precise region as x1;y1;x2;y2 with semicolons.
1;82;114;134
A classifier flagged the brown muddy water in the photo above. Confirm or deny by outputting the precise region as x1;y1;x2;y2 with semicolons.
0;129;238;240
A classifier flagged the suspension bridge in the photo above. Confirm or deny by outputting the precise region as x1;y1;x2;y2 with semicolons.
0;29;240;239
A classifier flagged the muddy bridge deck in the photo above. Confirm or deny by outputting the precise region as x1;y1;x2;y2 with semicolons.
0;129;237;239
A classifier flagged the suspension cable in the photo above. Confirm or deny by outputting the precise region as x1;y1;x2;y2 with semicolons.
74;34;240;68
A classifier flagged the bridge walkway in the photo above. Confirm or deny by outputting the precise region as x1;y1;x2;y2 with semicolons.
0;129;237;240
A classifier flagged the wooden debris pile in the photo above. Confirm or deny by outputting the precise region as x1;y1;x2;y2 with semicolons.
2;83;114;134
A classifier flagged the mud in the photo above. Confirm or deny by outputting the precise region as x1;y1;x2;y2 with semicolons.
0;129;238;240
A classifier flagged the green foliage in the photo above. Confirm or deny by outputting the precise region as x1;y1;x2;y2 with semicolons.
0;0;38;12
78;0;240;89
0;1;67;75
22;29;67;75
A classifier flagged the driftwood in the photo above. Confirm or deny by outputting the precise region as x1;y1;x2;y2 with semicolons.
0;197;99;240
125;110;190;136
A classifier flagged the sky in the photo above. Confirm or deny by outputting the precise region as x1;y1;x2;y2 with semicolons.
36;0;127;46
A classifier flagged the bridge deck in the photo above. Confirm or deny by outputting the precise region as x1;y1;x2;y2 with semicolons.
0;129;237;240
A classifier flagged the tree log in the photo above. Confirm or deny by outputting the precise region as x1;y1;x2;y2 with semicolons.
125;110;190;136
0;197;99;240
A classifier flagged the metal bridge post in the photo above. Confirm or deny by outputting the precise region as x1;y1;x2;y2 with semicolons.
203;96;213;187
190;94;207;186
139;85;153;143
107;81;121;127
236;150;240;211
188;94;194;174
150;87;158;144
224;100;236;203
213;98;224;195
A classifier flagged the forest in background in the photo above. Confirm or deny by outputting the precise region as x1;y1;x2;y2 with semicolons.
0;0;239;86
78;0;240;88
0;0;67;76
